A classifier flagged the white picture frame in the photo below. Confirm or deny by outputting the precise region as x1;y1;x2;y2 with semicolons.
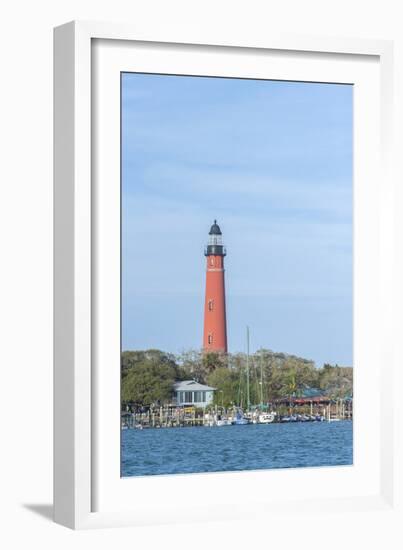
54;21;401;531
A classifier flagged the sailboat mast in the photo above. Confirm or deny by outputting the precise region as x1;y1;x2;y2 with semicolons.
260;349;264;407
246;326;250;411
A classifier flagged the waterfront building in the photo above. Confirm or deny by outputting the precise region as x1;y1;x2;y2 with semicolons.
173;380;216;408
203;220;228;352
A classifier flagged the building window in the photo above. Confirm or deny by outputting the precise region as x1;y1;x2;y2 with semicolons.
208;333;213;345
194;391;201;403
208;299;214;311
210;257;214;266
184;391;193;403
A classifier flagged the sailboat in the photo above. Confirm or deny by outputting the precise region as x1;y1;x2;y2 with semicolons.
215;410;231;426
232;408;249;425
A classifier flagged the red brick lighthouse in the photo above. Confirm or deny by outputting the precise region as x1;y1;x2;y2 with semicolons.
203;220;228;353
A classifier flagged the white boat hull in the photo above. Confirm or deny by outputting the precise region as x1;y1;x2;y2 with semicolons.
259;413;275;424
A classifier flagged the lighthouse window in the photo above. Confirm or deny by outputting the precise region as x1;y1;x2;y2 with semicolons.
208;333;213;345
208;300;214;311
210;257;214;266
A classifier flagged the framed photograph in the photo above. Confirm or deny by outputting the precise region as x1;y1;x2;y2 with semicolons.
54;21;400;531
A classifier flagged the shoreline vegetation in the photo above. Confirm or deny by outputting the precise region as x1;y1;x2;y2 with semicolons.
121;349;353;428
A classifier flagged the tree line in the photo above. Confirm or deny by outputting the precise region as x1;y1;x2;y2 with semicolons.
121;349;353;408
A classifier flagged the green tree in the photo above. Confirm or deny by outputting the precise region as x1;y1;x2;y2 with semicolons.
202;351;225;375
318;364;353;398
122;361;176;404
175;349;204;382
121;349;185;405
207;367;239;407
120;347;352;409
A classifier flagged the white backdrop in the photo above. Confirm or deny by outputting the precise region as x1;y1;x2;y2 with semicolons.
0;0;402;548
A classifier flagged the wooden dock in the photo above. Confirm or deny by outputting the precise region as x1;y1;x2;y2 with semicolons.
122;399;353;429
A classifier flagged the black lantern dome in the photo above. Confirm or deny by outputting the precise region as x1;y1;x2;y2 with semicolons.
209;220;222;236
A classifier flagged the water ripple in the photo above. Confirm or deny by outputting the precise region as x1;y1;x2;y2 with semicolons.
122;421;353;477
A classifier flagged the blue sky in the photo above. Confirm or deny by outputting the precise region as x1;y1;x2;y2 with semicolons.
121;73;353;367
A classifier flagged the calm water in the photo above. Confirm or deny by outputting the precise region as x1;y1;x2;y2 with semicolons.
121;421;353;477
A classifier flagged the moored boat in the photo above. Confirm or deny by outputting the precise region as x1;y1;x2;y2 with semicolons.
232;409;249;425
259;412;276;424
